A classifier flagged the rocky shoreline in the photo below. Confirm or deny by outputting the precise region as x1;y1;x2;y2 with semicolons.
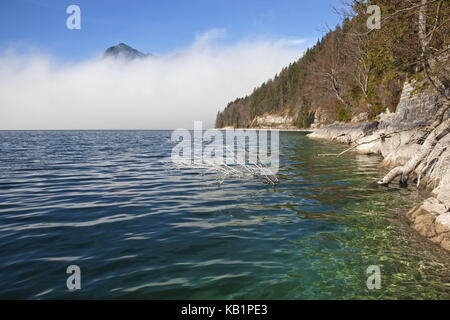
308;82;450;251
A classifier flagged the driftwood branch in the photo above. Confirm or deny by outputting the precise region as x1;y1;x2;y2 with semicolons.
174;141;280;186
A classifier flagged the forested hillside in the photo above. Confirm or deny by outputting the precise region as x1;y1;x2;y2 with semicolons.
215;0;449;128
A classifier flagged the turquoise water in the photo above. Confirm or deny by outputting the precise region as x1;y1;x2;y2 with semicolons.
0;130;448;299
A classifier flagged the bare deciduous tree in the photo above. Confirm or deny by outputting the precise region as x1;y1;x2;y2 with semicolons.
378;0;450;185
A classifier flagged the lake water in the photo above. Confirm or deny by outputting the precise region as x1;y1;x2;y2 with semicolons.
0;130;448;299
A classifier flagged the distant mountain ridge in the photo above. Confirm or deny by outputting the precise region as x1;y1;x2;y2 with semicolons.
104;43;152;59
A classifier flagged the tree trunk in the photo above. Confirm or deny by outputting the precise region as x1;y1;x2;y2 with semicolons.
377;118;450;185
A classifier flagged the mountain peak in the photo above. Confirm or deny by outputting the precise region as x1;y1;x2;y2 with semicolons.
104;43;149;59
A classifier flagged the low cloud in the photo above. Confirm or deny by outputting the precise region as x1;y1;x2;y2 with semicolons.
0;30;306;129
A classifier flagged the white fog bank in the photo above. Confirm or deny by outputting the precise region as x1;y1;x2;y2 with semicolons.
0;31;306;130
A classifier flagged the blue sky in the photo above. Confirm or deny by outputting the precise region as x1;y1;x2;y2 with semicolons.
0;0;341;61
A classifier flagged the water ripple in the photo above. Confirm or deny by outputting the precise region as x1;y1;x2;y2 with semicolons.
0;130;448;299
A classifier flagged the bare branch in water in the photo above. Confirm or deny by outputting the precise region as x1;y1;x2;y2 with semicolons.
172;142;280;186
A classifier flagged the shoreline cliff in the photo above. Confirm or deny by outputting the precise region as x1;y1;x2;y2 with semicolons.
308;81;450;251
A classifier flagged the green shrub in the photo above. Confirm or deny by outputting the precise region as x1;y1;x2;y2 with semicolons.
336;106;352;122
